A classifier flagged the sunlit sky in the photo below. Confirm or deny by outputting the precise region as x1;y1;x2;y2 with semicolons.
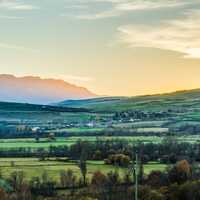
1;0;200;96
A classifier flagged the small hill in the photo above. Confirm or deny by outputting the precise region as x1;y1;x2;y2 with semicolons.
57;89;200;113
0;74;96;104
57;97;127;107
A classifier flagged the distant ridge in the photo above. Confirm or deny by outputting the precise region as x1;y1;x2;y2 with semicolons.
57;88;200;112
0;74;97;104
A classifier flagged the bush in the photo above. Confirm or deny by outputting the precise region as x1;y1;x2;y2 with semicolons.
104;154;131;167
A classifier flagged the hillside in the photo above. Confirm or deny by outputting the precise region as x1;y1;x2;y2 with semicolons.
0;101;90;121
0;101;89;112
0;74;96;104
57;89;200;113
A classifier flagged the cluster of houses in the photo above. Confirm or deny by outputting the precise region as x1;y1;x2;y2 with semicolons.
0;117;105;137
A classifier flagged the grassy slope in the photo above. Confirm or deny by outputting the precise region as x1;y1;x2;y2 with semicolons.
2;88;200;113
2;88;200;114
58;89;200;113
2;88;200;123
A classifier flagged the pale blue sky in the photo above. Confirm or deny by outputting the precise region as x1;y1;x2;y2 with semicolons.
1;0;200;96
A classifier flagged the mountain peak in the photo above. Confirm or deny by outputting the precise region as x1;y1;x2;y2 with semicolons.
0;74;97;104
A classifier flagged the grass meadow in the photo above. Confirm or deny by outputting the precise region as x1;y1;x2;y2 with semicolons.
0;158;167;181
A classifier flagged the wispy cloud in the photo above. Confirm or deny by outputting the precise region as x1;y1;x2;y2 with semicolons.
64;4;89;10
63;0;193;20
115;0;191;11
75;9;119;19
0;0;39;11
0;42;39;53
7;4;39;11
117;10;200;58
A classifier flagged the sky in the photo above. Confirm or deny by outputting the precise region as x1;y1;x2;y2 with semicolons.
1;0;200;96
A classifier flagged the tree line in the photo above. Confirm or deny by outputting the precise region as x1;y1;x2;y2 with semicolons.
0;138;199;164
0;157;200;199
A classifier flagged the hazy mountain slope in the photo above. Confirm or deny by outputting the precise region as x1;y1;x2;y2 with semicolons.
57;89;200;112
0;74;96;104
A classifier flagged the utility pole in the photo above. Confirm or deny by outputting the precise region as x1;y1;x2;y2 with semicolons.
135;152;138;200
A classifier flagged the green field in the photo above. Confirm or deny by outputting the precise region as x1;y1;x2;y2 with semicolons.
0;158;167;181
0;136;161;149
0;135;199;150
113;121;168;128
49;127;104;133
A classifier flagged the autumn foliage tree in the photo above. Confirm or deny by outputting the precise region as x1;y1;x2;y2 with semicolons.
169;160;191;184
0;188;7;200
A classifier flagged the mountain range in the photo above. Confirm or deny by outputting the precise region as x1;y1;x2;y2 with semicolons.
0;74;96;104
